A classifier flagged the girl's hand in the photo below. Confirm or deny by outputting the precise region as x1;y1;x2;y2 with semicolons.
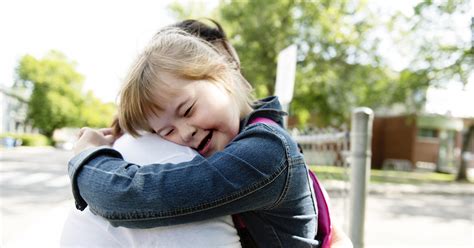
330;225;353;248
74;127;115;155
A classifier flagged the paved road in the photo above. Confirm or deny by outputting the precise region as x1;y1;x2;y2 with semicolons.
1;147;473;247
329;193;473;248
0;147;73;247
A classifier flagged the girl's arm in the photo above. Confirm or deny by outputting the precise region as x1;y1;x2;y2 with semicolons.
69;124;293;228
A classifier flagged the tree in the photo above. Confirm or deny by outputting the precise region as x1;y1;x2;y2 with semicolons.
169;0;471;128
383;0;473;90
457;125;473;181
80;91;116;128
15;51;115;138
169;0;437;127
406;0;473;180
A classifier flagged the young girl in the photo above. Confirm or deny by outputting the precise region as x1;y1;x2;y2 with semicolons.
62;20;246;248
70;25;319;247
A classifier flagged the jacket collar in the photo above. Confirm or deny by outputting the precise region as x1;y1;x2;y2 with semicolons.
240;96;287;131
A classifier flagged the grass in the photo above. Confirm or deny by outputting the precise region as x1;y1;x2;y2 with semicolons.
309;165;470;184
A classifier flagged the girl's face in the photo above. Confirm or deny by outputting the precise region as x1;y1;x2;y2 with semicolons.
147;73;241;157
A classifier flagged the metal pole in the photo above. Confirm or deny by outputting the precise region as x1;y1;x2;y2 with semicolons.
349;107;374;248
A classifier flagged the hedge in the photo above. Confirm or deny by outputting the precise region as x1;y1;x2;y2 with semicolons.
0;133;51;146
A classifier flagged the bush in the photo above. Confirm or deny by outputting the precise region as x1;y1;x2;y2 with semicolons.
0;133;51;147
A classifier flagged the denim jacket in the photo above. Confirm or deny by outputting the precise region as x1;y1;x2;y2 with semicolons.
68;96;319;247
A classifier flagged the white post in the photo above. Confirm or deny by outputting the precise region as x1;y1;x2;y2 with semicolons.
274;44;297;128
349;107;373;248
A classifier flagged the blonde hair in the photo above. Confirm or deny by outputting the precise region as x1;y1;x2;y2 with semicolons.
118;27;254;137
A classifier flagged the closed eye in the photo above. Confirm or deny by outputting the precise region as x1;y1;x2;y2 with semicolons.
158;128;174;137
184;102;195;117
165;129;174;136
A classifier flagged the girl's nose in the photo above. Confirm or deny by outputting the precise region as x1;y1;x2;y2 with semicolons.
179;122;197;143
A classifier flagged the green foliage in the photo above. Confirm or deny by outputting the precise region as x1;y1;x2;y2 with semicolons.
214;0;405;126
17;51;83;137
169;0;471;128
168;1;215;19
395;0;472;87
218;0;297;97
0;133;51;146
80;91;116;128
15;51;116;137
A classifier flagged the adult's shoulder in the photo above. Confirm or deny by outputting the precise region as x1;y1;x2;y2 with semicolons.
113;133;197;164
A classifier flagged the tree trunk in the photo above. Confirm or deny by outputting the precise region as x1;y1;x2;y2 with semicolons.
456;125;473;181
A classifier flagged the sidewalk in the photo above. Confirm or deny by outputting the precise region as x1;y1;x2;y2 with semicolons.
323;180;473;248
323;179;474;196
1;147;472;247
3;201;73;248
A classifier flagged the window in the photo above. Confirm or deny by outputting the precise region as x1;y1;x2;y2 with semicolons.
418;128;438;138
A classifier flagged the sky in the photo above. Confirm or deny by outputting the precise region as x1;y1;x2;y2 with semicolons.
0;0;473;117
0;0;218;103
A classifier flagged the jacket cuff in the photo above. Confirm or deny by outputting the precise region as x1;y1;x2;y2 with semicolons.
68;146;123;211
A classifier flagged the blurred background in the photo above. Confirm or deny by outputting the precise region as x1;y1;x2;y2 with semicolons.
1;0;473;247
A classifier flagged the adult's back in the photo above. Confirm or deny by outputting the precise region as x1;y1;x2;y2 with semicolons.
61;133;241;248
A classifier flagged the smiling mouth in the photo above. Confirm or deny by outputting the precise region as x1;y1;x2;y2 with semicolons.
197;131;213;155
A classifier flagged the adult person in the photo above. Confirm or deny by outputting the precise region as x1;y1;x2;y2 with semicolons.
61;132;241;247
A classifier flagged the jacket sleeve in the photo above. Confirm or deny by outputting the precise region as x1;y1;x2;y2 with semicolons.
68;124;290;228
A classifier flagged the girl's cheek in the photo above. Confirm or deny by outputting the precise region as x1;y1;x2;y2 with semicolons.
167;135;184;146
194;109;212;127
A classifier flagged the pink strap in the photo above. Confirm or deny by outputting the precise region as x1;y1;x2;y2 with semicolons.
308;170;332;248
249;117;276;125
232;215;246;228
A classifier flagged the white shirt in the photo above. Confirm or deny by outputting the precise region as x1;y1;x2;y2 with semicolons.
60;133;241;248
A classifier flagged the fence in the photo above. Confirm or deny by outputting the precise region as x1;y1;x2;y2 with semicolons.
292;128;350;167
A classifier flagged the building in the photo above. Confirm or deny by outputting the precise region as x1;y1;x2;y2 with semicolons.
372;114;465;171
372;86;474;171
0;86;32;134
